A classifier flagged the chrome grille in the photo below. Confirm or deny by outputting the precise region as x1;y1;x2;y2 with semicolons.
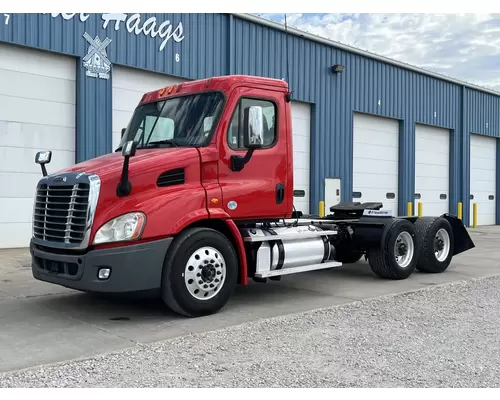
33;183;90;244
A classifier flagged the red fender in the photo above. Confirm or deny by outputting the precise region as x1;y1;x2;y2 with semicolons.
222;219;248;285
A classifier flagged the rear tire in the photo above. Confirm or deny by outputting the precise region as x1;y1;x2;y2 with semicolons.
161;227;238;317
368;219;418;280
414;216;454;273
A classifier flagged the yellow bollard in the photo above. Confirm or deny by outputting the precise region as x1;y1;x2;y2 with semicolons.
319;201;325;218
407;202;413;216
457;202;463;220
473;203;478;228
417;202;423;217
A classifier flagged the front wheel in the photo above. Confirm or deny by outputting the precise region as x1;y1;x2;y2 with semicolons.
161;227;238;317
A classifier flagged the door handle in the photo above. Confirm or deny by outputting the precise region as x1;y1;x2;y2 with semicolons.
276;183;285;205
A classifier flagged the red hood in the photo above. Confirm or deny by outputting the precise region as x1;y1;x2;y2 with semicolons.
59;148;197;178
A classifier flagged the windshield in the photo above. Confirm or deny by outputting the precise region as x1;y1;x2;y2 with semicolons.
118;91;225;150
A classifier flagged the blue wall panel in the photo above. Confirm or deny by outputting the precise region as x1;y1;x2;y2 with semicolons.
1;13;500;224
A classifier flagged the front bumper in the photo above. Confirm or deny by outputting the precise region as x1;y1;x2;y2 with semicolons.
30;238;173;293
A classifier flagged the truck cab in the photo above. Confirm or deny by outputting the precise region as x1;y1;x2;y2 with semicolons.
31;76;297;313
30;74;475;318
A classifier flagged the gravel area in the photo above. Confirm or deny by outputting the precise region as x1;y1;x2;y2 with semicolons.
1;275;500;388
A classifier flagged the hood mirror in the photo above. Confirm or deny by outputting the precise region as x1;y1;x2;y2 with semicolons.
117;141;137;197
121;140;137;157
35;150;52;177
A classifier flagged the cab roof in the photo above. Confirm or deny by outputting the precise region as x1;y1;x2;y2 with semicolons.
139;74;289;105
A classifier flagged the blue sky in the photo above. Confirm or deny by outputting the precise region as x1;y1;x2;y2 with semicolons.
254;13;500;92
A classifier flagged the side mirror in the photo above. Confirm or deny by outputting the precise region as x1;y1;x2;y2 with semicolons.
121;128;126;138
243;106;264;149
121;140;137;157
35;150;52;177
230;106;265;172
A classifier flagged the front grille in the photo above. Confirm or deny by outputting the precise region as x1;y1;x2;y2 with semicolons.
33;183;90;244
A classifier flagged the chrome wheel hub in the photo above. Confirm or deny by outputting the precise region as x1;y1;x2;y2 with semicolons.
184;246;226;301
434;228;451;262
394;231;414;268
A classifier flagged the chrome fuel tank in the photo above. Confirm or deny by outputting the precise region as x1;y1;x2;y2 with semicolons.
241;224;334;275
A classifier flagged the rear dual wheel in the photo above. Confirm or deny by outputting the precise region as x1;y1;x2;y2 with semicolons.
368;216;454;280
414;217;454;273
368;219;418;280
161;227;238;317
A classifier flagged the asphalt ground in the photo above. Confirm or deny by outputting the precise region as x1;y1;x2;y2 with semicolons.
0;226;499;379
2;275;499;388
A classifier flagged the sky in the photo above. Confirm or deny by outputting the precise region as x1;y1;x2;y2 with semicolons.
254;13;500;92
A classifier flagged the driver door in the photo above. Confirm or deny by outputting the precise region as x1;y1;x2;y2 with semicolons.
217;87;289;220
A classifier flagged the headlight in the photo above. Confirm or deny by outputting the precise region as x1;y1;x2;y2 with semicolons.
93;212;146;245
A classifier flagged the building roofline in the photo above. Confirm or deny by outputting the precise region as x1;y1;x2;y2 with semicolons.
232;13;500;98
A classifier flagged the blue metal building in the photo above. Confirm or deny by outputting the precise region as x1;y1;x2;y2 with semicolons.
0;12;499;248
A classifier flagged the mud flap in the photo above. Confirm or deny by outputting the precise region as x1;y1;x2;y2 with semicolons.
441;214;475;255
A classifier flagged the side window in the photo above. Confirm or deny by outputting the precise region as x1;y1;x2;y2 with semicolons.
227;98;277;150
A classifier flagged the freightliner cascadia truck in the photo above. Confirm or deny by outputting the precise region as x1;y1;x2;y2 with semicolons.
30;75;475;318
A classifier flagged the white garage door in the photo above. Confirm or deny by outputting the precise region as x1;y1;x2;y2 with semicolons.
290;101;311;214
112;66;186;151
353;113;399;215
415;124;450;216
0;43;76;249
470;134;496;226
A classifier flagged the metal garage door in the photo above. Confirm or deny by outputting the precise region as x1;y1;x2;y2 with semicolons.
353;112;399;216
415;124;450;216
111;66;186;151
290;101;311;215
470;134;496;226
0;43;76;249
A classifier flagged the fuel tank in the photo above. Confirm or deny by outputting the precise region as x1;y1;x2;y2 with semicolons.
241;224;335;275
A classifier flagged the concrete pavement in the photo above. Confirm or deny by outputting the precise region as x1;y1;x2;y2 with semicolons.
1;226;499;373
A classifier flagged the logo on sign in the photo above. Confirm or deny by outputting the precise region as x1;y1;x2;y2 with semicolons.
44;13;184;54
363;209;393;217
82;32;112;80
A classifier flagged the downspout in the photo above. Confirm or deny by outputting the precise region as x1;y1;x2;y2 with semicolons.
461;84;467;226
228;14;234;75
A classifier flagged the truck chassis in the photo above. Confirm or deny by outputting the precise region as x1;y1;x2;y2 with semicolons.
157;201;474;317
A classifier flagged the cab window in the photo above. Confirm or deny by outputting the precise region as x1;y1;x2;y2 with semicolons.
227;98;277;150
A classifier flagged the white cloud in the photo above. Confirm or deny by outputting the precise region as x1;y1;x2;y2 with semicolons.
255;13;500;92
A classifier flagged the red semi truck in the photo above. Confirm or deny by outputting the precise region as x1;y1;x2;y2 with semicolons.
30;75;475;317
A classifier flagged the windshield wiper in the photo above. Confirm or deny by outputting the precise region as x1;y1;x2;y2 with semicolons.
116;140;180;152
142;139;180;148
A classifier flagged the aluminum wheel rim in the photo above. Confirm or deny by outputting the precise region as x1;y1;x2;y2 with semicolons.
434;228;451;262
184;246;226;301
394;231;414;268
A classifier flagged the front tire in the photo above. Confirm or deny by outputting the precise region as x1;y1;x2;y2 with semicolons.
368;219;418;280
161;227;238;317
